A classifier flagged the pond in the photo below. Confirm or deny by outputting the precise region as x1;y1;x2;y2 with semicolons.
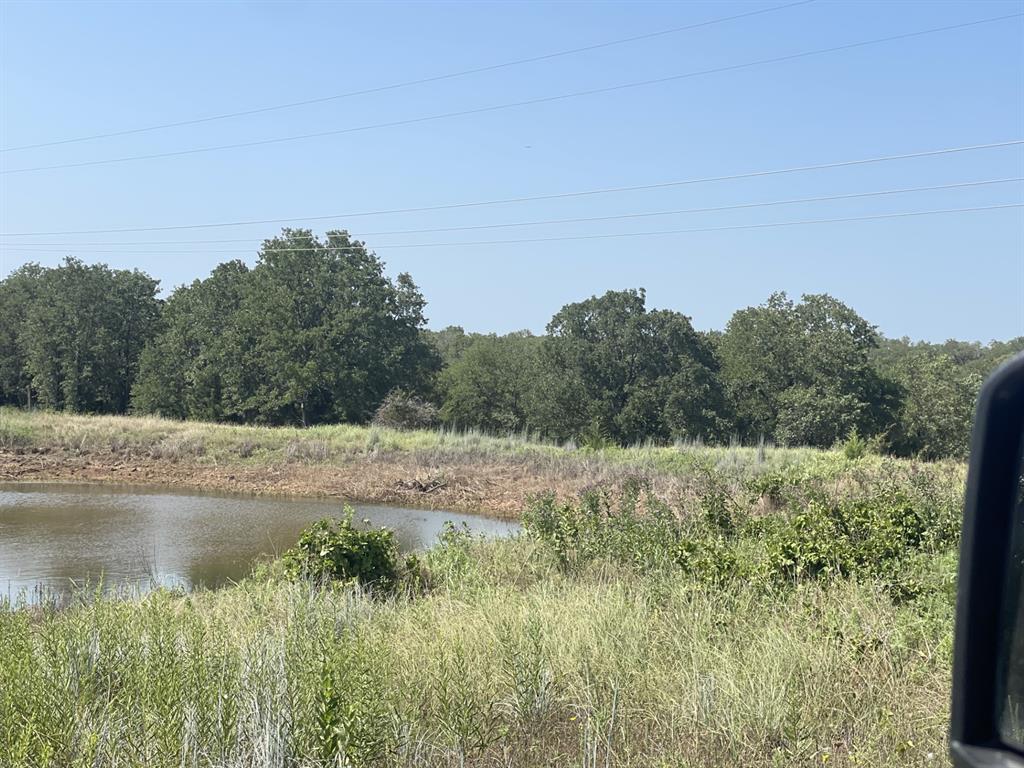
0;483;519;600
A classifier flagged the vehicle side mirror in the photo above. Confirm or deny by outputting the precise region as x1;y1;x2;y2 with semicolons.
951;353;1024;767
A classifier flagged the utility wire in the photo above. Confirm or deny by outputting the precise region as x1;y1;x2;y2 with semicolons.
3;11;1018;176
3;203;1020;254
3;139;1021;236
5;177;1019;246
0;1;815;153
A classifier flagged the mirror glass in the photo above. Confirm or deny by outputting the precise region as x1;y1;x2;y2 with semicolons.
999;446;1024;747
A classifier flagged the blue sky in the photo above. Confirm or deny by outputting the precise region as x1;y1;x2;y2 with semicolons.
1;0;1021;342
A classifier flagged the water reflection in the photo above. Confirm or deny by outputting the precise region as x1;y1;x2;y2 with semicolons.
0;483;518;600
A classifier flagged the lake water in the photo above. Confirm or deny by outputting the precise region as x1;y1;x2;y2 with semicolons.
0;483;518;600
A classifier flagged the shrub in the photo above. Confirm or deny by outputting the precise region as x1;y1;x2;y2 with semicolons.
674;533;737;584
372;389;439;431
282;512;398;589
235;439;258;458
841;430;870;460
522;489;681;574
578;418;615;451
421;521;493;592
523;465;961;599
839;429;882;460
148;433;206;460
697;471;740;535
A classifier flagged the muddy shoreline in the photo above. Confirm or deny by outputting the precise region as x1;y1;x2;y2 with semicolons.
0;449;579;519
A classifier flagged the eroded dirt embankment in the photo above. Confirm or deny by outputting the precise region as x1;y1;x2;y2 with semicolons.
0;449;591;519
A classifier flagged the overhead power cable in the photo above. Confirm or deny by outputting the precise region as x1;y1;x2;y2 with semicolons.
2;11;1019;176
2;139;1020;237
2;203;1020;255
5;177;1019;247
0;1;815;153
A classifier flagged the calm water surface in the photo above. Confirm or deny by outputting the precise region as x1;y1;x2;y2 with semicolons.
0;483;518;599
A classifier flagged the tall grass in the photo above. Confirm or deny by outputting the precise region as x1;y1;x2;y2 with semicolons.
0;407;826;476
0;456;962;767
0;546;953;767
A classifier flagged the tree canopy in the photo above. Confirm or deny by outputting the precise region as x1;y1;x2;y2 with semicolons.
133;230;439;425
2;234;1019;459
536;289;728;444
719;292;899;446
2;258;160;414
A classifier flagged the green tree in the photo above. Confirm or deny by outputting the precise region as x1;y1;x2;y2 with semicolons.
235;230;438;424
885;352;982;459
0;263;44;407
720;292;898;447
717;293;802;439
425;326;480;366
960;337;1024;377
19;258;160;414
135;230;439;426
132;260;250;419
537;289;727;444
662;343;732;442
440;332;541;433
871;336;1024;458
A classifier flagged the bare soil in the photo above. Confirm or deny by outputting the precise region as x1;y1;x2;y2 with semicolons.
0;449;595;518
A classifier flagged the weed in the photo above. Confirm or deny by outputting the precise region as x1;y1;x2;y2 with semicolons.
285;438;330;463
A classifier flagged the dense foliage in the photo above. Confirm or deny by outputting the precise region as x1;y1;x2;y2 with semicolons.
130;231;439;425
718;292;900;446
523;457;962;603
0;259;160;414
281;513;399;589
1;232;1020;457
372;389;440;431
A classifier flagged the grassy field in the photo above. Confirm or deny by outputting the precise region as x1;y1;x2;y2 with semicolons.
0;413;965;767
0;407;823;472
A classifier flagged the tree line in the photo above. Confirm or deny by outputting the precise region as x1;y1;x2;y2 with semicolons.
1;229;1019;459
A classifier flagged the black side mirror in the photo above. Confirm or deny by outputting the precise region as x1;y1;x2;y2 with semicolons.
951;353;1024;767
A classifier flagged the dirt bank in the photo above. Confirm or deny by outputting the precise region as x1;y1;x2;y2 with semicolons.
0;449;592;518
1;411;838;519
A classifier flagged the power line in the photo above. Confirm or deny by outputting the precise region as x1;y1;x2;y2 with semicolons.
0;1;815;153
3;139;1021;236
2;203;1020;254
5;177;1019;247
3;11;1019;176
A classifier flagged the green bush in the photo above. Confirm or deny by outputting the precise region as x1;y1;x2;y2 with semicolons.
840;429;871;460
523;463;961;599
578;418;615;451
758;492;929;580
282;512;398;590
522;489;681;574
372;388;439;430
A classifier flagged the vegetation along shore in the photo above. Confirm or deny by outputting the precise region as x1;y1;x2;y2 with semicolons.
1;408;966;766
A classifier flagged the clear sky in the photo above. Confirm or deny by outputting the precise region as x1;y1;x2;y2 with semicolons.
1;0;1021;343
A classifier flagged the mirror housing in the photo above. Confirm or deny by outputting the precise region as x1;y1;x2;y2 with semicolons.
951;353;1024;767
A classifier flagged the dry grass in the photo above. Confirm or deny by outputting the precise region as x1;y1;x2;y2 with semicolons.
0;408;897;517
0;408;967;518
0;536;954;768
0;407;823;473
